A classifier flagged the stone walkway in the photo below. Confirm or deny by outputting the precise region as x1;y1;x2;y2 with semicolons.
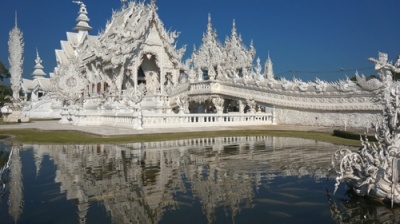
0;120;342;137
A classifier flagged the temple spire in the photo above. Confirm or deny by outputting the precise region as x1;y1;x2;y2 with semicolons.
32;48;46;79
15;11;18;28
264;52;274;80
72;1;92;32
8;14;24;101
207;13;213;34
232;19;237;37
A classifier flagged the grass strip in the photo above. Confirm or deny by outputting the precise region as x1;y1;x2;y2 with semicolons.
0;129;361;146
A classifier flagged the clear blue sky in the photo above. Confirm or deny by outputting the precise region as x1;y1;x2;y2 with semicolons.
1;0;400;82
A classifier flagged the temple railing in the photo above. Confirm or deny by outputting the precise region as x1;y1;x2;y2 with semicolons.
60;109;141;129
142;112;274;128
64;109;274;129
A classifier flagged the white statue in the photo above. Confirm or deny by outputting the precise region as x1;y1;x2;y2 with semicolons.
332;52;400;207
8;13;24;101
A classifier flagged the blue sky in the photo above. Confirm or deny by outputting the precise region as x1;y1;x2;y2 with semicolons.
1;0;400;82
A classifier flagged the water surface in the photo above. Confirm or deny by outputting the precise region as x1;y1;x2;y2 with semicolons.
0;136;393;223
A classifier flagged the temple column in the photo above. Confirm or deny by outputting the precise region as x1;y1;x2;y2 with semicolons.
272;105;276;124
128;62;137;92
160;53;164;94
88;83;92;95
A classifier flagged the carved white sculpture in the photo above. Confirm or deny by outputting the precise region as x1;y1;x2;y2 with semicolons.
2;14;29;123
51;62;87;105
8;14;24;101
212;96;224;114
332;52;400;206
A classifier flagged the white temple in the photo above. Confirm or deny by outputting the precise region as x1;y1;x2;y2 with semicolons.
17;1;391;128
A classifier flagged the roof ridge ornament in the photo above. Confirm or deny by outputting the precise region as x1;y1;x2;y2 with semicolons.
32;48;46;79
72;1;92;32
207;13;213;35
232;19;237;37
14;11;18;28
150;0;158;10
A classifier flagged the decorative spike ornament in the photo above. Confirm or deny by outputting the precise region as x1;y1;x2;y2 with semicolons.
8;12;24;101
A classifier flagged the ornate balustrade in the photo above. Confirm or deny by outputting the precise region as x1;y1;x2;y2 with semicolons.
60;108;142;129
142;112;274;128
61;107;274;130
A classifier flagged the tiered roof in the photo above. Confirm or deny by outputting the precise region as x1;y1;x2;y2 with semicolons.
32;49;46;79
81;1;185;68
191;15;257;77
191;14;224;69
21;49;51;94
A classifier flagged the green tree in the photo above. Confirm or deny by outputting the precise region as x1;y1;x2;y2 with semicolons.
0;61;10;81
0;61;12;107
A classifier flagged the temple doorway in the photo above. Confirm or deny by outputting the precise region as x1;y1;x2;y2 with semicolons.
138;54;160;95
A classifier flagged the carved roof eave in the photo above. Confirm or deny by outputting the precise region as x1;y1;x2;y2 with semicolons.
95;2;184;70
82;54;96;64
151;12;185;68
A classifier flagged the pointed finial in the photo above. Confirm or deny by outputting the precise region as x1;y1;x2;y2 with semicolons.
73;1;92;32
32;48;46;79
206;13;214;38
150;0;157;9
231;19;237;36
15;11;17;27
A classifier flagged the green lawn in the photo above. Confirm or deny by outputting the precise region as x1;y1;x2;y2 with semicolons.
0;129;361;146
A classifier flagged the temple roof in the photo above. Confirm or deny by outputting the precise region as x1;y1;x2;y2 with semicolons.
224;20;255;70
191;16;255;72
191;14;224;69
21;77;51;93
87;1;185;67
32;49;46;79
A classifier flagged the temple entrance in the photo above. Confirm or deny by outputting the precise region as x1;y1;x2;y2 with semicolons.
138;54;160;95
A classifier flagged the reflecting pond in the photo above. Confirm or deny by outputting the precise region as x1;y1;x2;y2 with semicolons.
0;136;397;224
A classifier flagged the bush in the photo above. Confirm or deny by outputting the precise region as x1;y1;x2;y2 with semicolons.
333;130;376;142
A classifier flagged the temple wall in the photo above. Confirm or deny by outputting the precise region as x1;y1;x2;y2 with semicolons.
275;107;381;128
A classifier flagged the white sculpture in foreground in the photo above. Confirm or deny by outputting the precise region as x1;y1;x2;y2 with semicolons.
332;52;400;206
3;13;29;123
9;14;23;101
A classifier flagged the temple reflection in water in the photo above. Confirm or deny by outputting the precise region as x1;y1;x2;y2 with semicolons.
1;137;353;223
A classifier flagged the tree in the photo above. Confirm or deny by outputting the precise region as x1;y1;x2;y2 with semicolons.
0;61;12;107
0;61;10;81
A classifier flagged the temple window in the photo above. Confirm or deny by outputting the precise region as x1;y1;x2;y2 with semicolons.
97;83;101;93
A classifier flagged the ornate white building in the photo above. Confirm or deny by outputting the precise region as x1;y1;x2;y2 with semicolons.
20;1;391;128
